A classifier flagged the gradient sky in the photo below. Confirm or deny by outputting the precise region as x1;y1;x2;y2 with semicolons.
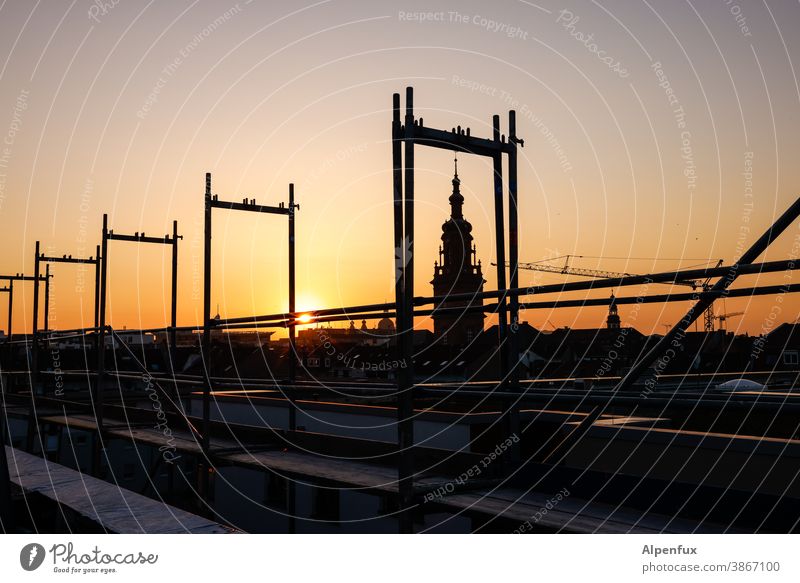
1;0;799;336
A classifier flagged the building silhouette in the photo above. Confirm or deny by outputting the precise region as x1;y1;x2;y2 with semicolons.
606;292;621;329
430;158;485;346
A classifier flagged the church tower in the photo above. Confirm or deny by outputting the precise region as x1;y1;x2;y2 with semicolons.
430;158;485;345
606;292;621;329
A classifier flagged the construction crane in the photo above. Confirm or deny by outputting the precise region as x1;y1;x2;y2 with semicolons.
494;255;725;332
701;259;725;332
715;311;744;331
493;255;701;288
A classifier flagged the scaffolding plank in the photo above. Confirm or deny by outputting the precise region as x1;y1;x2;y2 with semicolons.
5;446;232;534
34;413;715;533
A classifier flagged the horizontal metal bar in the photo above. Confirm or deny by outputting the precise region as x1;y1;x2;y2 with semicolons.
39;255;97;265
515;282;800;311
219;300;397;326
410;125;513;156
106;233;175;244
42;278;791;337
0;274;47;281
17;264;800;338
215;259;800;327
414;258;800;307
210;199;290;215
40;328;101;336
217;280;800;330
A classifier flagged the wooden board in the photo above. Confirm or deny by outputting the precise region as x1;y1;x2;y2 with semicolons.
6;446;233;534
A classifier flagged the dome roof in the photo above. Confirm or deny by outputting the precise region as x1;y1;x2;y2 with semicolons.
716;379;766;391
377;316;395;331
442;216;473;236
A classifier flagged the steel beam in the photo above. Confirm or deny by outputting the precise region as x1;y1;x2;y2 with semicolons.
492;116;509;381
209;199;291;216
202;173;213;502
398;86;416;533
288;184;297;433
6;280;12;342
411;125;515;156
543;196;800;465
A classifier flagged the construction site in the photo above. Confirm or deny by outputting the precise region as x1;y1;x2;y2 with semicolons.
0;86;799;535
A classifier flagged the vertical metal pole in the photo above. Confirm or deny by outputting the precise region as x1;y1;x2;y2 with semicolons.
392;91;405;345
26;244;41;452
94;245;100;330
201;173;212;501
92;245;100;383
492;117;509;381
391;91;408;530
32;242;40;386
7;280;12;342
288;183;297;432
392;91;405;370
43;264;50;333
170;220;178;359
287;183;297;534
398;86;415;533
93;214;108;475
507;111;520;385
506;110;521;462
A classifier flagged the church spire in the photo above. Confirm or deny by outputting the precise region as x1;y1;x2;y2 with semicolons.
449;154;464;219
606;292;621;329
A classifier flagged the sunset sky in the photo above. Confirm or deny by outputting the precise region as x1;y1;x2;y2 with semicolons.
1;0;799;337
